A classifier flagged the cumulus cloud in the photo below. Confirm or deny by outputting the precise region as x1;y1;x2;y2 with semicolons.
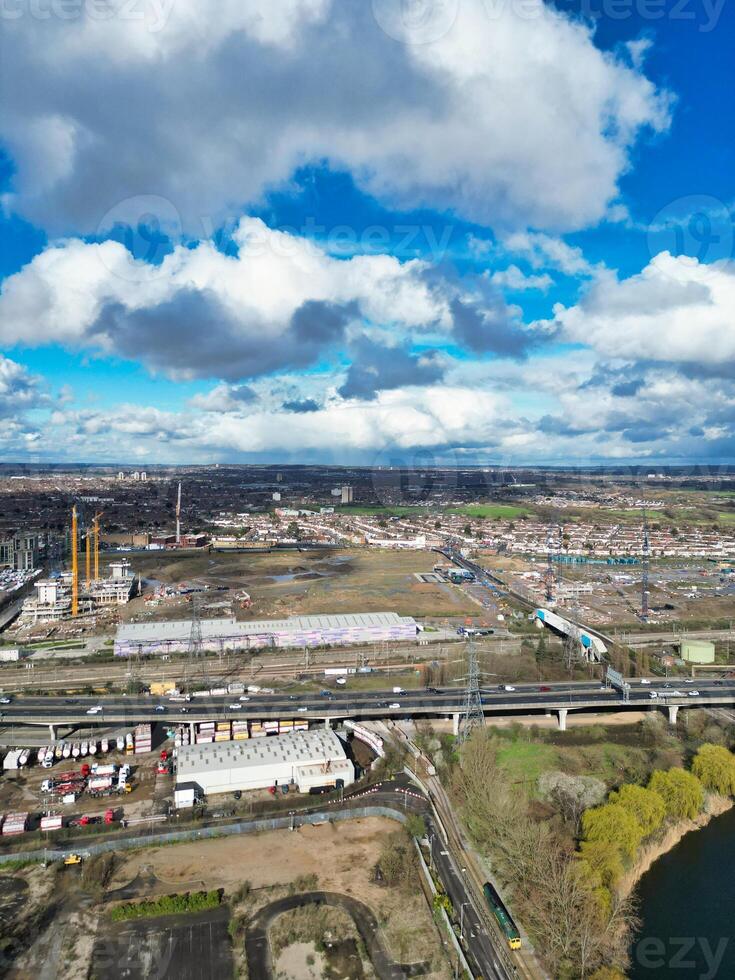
189;383;258;412
550;252;735;368
0;218;451;378
338;337;445;401
0;0;669;233
0;217;552;380
490;265;553;292
0;354;46;417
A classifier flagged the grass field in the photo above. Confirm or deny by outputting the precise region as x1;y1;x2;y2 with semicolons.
487;722;681;795
447;504;530;519
495;739;558;783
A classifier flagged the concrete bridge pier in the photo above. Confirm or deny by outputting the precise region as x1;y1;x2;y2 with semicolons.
48;723;55;741
189;722;195;741
557;708;568;732
452;713;460;737
324;717;332;729
667;704;679;726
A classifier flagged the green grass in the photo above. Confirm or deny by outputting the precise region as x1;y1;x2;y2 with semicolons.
335;504;430;516
495;739;558;785
110;889;222;921
447;504;530;519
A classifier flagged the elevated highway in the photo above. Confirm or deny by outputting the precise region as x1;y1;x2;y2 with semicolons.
1;678;733;736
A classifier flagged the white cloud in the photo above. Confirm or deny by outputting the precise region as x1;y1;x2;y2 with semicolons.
0;217;450;377
551;252;735;365
0;0;670;233
490;265;553;292
501;231;602;278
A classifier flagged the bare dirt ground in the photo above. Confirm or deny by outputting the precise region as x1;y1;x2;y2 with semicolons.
275;940;326;980
107;817;449;975
122;548;478;624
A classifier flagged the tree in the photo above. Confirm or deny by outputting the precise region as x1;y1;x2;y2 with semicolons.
581;803;644;860
608;784;666;837
538;771;606;832
648;768;704;820
692;743;735;796
578;839;624;888
286;521;301;540
404;814;427;839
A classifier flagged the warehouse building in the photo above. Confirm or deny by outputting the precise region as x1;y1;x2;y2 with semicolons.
115;610;417;656
174;728;354;801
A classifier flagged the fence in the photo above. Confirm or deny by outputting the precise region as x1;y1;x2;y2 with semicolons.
0;805;408;865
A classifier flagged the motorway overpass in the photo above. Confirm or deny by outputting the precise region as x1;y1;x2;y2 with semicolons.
1;678;734;737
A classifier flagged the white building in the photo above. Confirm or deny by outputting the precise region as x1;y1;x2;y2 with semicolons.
174;729;354;800
115;610;417;657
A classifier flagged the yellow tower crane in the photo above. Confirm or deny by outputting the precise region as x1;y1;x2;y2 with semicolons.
85;526;92;589
93;512;103;582
71;505;79;618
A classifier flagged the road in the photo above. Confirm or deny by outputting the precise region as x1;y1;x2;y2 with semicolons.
0;677;733;729
245;890;429;979
0;776;513;980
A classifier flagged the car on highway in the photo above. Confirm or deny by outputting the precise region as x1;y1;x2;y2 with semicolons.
503;685;516;692
539;685;551;692
0;696;11;704
388;702;401;709
238;695;251;702
688;690;700;697
228;703;242;710
640;679;651;685
297;706;309;712
426;687;439;694
649;692;658;699
86;706;102;714
154;704;166;712
685;679;694;684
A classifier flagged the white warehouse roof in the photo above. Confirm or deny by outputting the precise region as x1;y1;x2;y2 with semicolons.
118;610;415;643
177;728;348;777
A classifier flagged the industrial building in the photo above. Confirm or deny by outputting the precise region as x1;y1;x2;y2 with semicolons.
114;610;418;656
174;728;354;801
680;639;716;664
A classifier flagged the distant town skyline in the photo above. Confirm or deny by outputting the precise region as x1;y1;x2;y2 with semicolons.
1;1;733;465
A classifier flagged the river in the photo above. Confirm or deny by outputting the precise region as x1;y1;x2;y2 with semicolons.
630;806;735;979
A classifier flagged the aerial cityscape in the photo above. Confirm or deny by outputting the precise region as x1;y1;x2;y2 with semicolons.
1;1;734;979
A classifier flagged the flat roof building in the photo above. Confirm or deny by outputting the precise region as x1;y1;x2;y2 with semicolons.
174;728;354;799
115;610;417;657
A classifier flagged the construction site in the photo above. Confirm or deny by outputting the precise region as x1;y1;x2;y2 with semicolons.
6;507;138;640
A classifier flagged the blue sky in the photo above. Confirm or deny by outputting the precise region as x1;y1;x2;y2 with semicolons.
0;0;733;465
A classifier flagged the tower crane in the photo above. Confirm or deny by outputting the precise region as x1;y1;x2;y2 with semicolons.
93;511;104;581
71;505;79;618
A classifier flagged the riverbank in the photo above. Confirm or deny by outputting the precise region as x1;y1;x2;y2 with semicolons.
618;792;733;900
